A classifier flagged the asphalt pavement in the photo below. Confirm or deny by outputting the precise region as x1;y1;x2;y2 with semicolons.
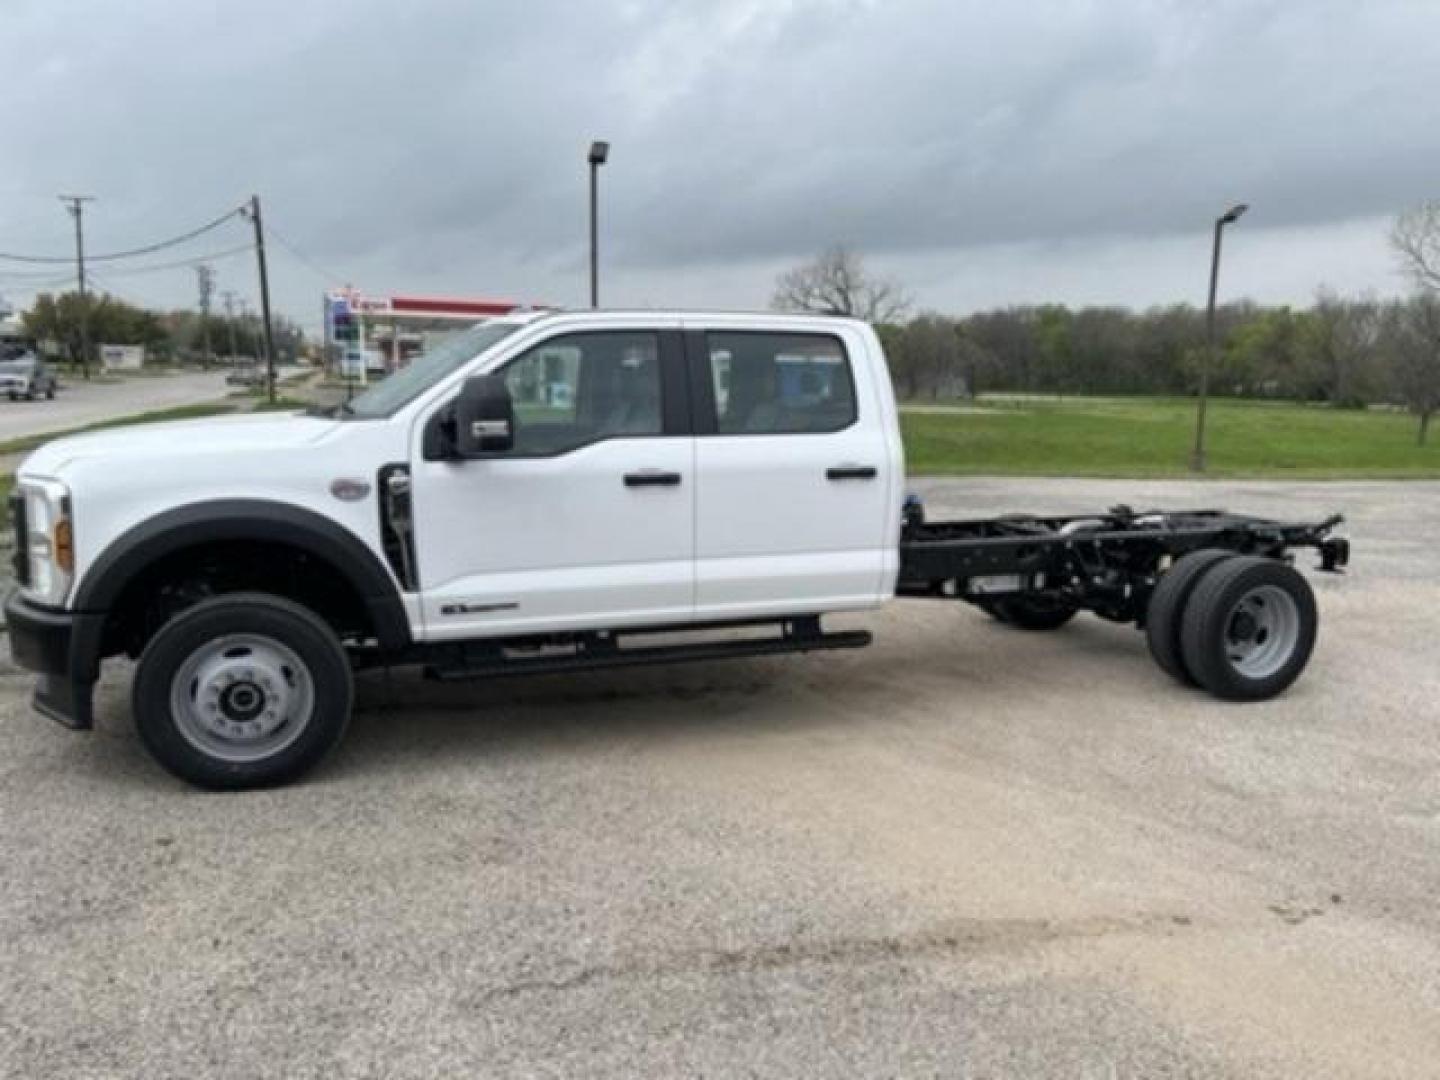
0;371;231;443
1;477;1437;1078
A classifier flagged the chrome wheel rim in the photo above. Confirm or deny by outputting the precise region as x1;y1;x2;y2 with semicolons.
169;634;314;762
1224;585;1300;680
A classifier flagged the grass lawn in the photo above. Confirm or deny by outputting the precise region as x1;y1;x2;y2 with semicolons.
902;396;1440;478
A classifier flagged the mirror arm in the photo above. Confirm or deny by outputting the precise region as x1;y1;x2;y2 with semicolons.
438;404;461;459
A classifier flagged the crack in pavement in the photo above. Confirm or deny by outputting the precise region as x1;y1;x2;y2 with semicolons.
467;911;1200;1006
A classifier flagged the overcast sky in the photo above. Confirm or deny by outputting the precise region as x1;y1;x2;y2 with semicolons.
3;0;1438;331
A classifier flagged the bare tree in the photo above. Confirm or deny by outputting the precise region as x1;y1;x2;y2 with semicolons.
1392;202;1440;291
771;246;910;323
1381;294;1440;445
890;313;965;399
1306;288;1381;407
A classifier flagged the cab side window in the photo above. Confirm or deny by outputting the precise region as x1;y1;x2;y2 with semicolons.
705;332;856;434
500;331;662;455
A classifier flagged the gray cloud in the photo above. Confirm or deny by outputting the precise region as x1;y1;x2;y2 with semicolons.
2;0;1437;325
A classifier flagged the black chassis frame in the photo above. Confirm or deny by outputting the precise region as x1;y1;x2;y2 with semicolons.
896;503;1348;625
361;504;1347;683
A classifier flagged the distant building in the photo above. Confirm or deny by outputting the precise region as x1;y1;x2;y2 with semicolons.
100;344;146;371
325;291;534;381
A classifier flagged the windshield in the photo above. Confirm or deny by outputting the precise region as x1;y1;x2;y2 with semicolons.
342;321;522;419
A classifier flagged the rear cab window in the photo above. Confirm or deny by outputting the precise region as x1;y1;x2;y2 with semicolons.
703;332;856;434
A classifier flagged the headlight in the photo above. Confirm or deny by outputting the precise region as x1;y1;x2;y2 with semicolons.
17;479;74;606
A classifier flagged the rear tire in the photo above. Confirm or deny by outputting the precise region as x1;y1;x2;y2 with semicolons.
989;595;1077;631
1145;549;1235;685
133;592;353;789
1179;557;1317;701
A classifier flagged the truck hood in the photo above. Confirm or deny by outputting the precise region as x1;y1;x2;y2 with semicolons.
18;410;340;479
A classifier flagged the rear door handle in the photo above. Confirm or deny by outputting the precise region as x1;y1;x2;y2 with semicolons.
826;465;878;481
624;470;682;487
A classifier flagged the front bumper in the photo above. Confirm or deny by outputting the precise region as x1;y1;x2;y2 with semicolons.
5;591;100;729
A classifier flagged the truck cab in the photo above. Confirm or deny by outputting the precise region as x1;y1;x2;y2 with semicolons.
6;311;904;787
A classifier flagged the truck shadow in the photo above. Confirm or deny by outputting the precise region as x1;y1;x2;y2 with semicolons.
66;615;1149;789
334;657;857;778
330;616;1149;782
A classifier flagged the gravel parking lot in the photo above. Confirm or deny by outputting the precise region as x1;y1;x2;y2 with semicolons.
2;477;1437;1078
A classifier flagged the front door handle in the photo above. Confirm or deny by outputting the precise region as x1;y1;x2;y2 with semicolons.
826;465;878;481
624;470;682;487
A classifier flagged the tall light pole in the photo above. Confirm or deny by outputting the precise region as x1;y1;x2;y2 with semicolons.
59;195;95;380
588;140;609;308
1191;202;1248;472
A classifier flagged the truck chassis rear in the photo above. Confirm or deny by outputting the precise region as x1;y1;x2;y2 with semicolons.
393;502;1347;705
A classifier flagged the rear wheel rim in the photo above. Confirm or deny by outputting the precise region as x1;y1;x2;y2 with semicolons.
169;633;315;762
1224;584;1300;680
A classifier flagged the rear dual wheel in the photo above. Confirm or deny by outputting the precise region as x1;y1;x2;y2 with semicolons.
1148;553;1317;701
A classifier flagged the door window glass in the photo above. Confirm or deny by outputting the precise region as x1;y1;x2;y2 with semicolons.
705;333;856;434
501;332;661;454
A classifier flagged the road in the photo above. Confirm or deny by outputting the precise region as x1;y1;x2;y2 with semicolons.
2;477;1438;1078
0;371;231;443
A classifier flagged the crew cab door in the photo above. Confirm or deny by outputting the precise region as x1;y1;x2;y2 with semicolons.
687;322;900;619
410;326;694;640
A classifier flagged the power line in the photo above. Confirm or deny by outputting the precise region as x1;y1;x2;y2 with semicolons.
0;204;245;264
99;243;255;278
84;271;168;311
263;222;348;284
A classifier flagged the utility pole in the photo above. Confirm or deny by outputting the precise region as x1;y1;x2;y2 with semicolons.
194;264;215;369
222;290;239;363
244;194;278;403
59;195;95;380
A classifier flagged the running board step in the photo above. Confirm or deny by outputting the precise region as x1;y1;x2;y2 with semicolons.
424;628;873;682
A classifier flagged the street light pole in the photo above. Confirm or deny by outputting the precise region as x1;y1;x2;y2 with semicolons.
1191;203;1248;472
59;195;95;381
588;140;609;308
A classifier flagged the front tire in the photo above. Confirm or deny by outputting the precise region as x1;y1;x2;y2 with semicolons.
1179;557;1318;701
133;593;353;789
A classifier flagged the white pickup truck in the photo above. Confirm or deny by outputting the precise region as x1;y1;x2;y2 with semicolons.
7;310;1348;788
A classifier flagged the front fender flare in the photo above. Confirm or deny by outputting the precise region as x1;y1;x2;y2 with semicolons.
74;498;413;670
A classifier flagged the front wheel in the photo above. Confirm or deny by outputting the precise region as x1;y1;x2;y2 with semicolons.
133;593;353;789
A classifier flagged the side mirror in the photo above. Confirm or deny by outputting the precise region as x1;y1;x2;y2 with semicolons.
453;373;515;457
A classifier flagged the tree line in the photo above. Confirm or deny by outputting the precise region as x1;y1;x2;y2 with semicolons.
20;289;305;370
774;224;1440;444
879;293;1435;409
